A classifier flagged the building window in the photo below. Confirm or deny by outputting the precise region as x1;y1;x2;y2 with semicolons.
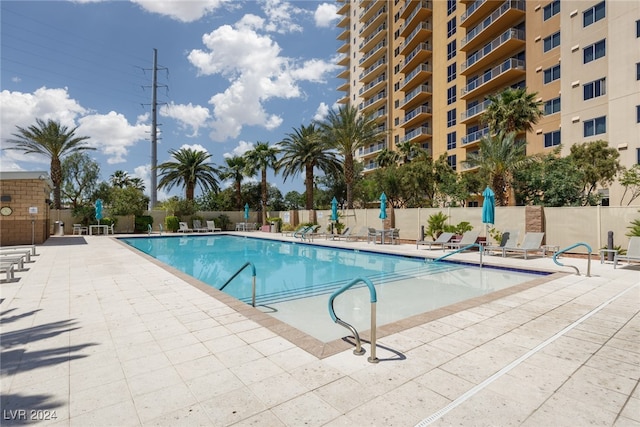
583;78;606;100
544;130;561;148
447;131;456;150
543;64;560;84
584;116;606;137
637;105;640;123
543;0;560;21
447;63;457;82
447;109;456;127
447;154;457;170
447;18;456;38
636;63;640;80
447;40;456;60
543;31;561;52
583;1;605;27
447;86;456;105
447;0;456;16
637;148;640;164
637;19;640;37
583;39;606;64
544;97;561;115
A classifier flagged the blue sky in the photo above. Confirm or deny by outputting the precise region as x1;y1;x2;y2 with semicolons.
1;0;342;199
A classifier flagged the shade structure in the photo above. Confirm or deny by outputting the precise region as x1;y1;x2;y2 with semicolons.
95;199;103;224
482;187;495;225
244;203;250;220
379;193;387;220
330;197;339;221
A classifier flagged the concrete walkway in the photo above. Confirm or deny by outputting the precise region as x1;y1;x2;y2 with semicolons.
1;233;638;426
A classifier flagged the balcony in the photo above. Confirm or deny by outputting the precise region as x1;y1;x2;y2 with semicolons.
461;99;491;123
400;1;433;37
400;0;431;19
359;91;386;113
400;42;431;74
370;108;387;121
359;73;386;98
337;80;350;92
402;84;431;109
399;22;432;56
358;1;382;22
400;63;432;91
337;53;349;66
337;27;350;41
461;126;489;145
358;141;386;157
337;67;350;80
402;126;431;144
359;5;386;38
461;58;525;99
359;57;386;83
402;105;432;128
337;0;350;15
462;28;525;75
461;0;494;27
359;39;386;68
461;0;525;51
359;22;386;52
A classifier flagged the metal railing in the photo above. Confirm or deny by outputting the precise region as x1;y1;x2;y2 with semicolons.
552;243;592;277
433;243;484;267
328;277;379;363
219;261;258;306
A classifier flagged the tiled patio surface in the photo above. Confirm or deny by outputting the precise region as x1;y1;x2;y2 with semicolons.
1;232;638;426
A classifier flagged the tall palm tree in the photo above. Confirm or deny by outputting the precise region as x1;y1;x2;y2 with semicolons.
376;148;400;168
464;131;533;206
219;156;248;210
244;142;279;225
156;148;220;201
396;141;422;164
6;118;94;209
278;124;340;210
482;87;543;134
110;170;131;188
316;104;385;208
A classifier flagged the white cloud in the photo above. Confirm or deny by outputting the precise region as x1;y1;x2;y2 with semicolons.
160;102;210;137
133;163;171;200
131;0;232;23
261;0;304;34
224;140;254;158
314;3;339;27
178;143;209;154
77;111;149;164
313;102;330;121
11;77;22;83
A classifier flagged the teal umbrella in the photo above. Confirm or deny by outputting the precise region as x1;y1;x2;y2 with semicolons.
244;203;250;220
481;187;495;225
95;199;103;225
379;193;387;220
330;197;339;221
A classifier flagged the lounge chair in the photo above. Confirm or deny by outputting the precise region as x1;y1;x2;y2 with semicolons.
283;225;307;237
206;220;221;232
0;261;15;282
299;225;321;241
344;226;369;242
177;222;193;233
192;220;208;232
445;231;480;251
0;245;38;256
327;226;351;240
0;249;33;263
614;236;640;268
416;232;454;250
293;225;313;239
0;255;26;271
484;230;520;256
501;232;545;259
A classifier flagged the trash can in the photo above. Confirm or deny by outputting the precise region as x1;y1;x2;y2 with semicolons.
54;221;64;236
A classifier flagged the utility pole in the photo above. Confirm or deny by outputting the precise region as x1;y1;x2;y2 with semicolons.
146;48;167;209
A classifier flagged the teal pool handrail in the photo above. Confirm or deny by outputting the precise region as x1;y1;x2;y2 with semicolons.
328;277;379;363
433;243;483;266
553;243;591;277
219;261;258;306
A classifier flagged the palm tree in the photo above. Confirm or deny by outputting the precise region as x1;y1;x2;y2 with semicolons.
278;124;340;210
316;104;385;208
6;118;94;209
376;148;400;168
396;141;422;164
464;131;534;206
219;156;248;210
128;177;145;192
110;170;131;188
244;142;279;225
156;148;220;201
482;87;543;134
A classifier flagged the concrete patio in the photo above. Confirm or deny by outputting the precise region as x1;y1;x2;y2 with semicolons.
1;232;638;426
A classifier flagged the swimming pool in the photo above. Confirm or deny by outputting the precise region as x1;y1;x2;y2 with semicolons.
121;235;547;342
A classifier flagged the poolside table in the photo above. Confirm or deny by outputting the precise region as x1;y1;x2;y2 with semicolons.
89;225;109;235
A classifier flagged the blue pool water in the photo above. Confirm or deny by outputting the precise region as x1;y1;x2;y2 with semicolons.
121;235;547;341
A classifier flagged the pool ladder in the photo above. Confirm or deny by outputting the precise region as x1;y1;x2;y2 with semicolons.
328;277;379;363
433;243;484;266
552;242;592;277
219;261;258;306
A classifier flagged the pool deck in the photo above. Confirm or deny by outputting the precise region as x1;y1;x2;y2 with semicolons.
1;232;638;426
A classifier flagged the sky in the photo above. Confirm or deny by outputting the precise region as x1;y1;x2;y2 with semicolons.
0;0;343;200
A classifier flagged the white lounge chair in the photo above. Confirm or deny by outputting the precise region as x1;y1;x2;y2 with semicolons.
327;226;351;240
445;231;480;251
614;236;640;268
0;249;33;263
192;220;208;232
484;230;520;256
417;232;454;250
206;220;221;232
284;225;307;237
345;226;369;242
502;232;545;259
177;222;193;233
0;261;15;282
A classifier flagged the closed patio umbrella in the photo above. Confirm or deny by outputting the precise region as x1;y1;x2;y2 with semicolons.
379;193;387;220
244;203;250;221
482;186;495;236
330;197;339;222
95;199;103;225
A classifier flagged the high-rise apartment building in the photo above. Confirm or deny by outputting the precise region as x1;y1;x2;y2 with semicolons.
336;0;640;206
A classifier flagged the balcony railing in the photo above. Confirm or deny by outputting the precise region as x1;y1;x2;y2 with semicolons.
402;84;431;105
400;0;432;28
404;42;431;65
359;73;386;95
462;58;525;95
359;57;386;80
360;91;386;110
358;142;386;156
462;127;490;145
400;22;432;51
461;0;486;23
462;0;525;47
461;99;491;121
403;105;431;124
359;23;386;49
371;109;387;120
403;126;431;142
359;40;386;65
462;28;524;71
360;5;386;34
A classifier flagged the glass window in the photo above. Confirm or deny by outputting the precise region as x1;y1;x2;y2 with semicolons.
447;18;456;38
447;86;456;105
447;63;457;82
543;64;561;84
637;20;640;37
583;39;606;64
447;131;456;150
584;116;606;137
543;0;560;21
583;1;605;27
447;0;456;16
636;63;640;80
447;40;456;60
543;31;561;52
544;97;561;115
583;78;606;100
637;105;640;123
447;109;456;127
544;130;561;148
447;154;457;170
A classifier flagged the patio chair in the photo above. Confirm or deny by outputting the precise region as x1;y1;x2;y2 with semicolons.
206;220;222;232
445;231;480;251
614;236;640;268
327;226;351;240
344;226;369;242
283;225;307;237
383;228;400;244
484;230;520;256
0;261;15;282
0;254;27;271
192;220;208;232
293;225;313;239
367;228;384;244
416;232;454;250
299;225;321;241
177;222;193;233
502;232;545;259
73;223;88;235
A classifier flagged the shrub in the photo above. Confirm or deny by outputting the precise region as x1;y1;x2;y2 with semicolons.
165;215;179;232
426;212;449;239
134;215;153;233
627;216;640;237
215;214;231;231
